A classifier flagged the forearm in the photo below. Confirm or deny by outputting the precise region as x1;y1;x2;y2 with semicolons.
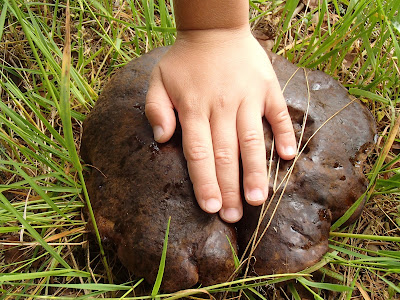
174;0;249;31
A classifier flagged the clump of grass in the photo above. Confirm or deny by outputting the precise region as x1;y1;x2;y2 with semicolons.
0;0;175;297
0;0;399;299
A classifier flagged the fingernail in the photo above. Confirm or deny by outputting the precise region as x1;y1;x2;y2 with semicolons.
153;126;164;141
285;146;297;157
247;188;265;202
205;198;221;213
220;208;241;223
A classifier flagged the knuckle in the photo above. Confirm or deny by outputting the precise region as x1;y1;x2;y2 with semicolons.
273;109;291;125
246;169;266;178
277;129;295;138
185;143;210;162
221;188;239;200
262;71;275;82
180;98;202;116
145;101;159;115
214;147;235;166
241;130;263;148
195;182;219;198
215;95;227;109
271;110;295;137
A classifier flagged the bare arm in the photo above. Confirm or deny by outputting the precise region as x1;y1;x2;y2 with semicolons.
174;0;248;30
145;0;297;223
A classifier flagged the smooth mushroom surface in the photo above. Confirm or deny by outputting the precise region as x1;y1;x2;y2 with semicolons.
80;44;376;292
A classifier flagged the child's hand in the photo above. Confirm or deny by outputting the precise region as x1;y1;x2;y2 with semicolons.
145;28;296;223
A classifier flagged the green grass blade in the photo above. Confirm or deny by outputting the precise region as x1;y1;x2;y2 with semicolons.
288;283;301;300
331;192;366;230
0;1;8;42
227;235;240;269
377;274;400;294
151;216;171;298
0;269;89;282
298;278;353;292
330;232;400;242
349;88;391;104
59;5;82;173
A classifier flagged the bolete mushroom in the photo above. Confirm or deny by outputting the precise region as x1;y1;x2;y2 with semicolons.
80;44;376;292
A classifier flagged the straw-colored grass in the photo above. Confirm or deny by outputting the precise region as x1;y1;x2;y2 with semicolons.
0;0;399;299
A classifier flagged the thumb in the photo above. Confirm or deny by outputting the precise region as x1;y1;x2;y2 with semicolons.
145;66;176;143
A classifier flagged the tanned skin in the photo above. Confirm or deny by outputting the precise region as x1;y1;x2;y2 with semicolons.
145;0;297;223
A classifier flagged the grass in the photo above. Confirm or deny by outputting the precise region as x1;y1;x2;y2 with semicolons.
0;0;399;298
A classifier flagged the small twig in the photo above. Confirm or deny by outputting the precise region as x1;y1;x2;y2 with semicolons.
19;188;32;242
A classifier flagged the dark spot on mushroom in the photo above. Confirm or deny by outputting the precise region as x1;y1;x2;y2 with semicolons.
318;209;331;221
333;162;341;169
302;146;311;154
163;183;171;193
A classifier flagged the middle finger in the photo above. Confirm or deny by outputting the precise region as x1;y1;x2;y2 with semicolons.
210;112;242;223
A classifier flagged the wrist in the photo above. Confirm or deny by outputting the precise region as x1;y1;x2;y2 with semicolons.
175;25;252;46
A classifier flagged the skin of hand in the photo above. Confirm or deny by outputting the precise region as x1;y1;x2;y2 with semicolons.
145;1;297;223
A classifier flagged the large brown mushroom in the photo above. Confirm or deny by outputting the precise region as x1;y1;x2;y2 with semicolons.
80;44;376;292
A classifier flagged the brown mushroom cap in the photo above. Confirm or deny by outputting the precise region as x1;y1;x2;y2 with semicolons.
80;45;376;291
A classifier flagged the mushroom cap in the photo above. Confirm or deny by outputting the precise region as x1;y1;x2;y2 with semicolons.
81;45;376;291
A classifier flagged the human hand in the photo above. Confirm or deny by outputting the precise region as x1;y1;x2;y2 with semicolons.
145;28;296;223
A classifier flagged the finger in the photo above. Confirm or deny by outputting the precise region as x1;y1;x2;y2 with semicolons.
145;66;176;143
210;113;242;223
264;79;297;160
180;114;222;214
237;102;268;206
